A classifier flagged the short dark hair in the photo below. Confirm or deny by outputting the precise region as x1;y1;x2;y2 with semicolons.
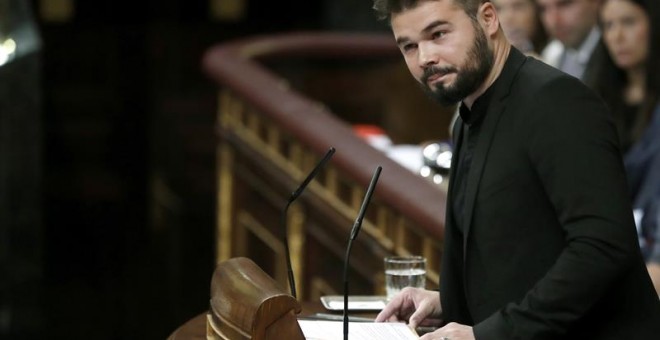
372;0;488;21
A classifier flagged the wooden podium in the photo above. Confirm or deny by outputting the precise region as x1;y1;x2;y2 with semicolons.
206;257;304;340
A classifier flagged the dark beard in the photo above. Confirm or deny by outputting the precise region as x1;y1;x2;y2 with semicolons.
420;25;494;107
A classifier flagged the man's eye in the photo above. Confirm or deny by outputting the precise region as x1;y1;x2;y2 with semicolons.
402;43;417;52
432;31;445;39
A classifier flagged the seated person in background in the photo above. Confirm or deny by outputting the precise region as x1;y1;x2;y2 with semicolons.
536;0;608;89
492;0;548;57
596;0;660;295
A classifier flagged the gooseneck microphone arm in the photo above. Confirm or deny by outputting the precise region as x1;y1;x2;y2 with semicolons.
282;147;335;299
281;200;297;299
343;166;382;340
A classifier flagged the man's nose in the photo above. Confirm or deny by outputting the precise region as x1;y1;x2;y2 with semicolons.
542;7;560;31
418;41;438;68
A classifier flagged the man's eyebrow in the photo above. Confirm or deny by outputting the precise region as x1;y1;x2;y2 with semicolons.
395;20;449;46
396;36;411;46
422;20;449;34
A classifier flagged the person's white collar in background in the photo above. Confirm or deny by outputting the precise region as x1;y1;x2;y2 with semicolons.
565;26;601;66
541;40;564;68
540;26;601;78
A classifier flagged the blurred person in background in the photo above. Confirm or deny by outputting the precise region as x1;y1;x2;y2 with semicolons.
492;0;548;57
595;0;660;295
536;0;607;88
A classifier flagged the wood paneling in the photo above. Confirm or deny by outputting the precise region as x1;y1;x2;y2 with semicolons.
204;33;452;299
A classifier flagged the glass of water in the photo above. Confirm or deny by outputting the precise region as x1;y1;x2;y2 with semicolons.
384;256;427;301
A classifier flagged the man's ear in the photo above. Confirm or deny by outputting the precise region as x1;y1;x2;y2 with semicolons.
478;2;500;37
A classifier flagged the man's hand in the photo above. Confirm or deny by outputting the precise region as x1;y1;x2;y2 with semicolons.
419;322;474;340
374;287;443;329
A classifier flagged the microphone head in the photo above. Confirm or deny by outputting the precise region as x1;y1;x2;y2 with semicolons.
288;147;335;202
350;165;382;240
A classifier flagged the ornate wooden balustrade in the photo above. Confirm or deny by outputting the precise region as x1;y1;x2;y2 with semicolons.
202;32;451;301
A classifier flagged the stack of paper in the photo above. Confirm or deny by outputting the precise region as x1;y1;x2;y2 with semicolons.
298;320;419;340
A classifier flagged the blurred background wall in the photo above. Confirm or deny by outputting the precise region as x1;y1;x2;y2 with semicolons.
0;0;390;338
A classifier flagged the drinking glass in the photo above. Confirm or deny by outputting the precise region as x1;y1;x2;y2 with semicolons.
384;256;427;301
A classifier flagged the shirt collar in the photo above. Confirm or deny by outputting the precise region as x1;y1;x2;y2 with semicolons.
458;48;520;126
564;27;601;64
459;76;497;126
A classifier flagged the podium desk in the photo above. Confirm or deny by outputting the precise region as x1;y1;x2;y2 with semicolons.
167;302;378;340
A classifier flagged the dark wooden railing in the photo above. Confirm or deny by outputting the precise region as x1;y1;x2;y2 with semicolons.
203;32;450;300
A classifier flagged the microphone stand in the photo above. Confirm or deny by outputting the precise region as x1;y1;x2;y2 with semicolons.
343;166;382;340
282;147;335;299
282;200;297;298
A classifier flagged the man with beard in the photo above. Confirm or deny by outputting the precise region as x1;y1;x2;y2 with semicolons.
372;1;660;339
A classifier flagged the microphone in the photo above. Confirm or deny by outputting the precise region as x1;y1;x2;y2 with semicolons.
282;147;335;299
343;166;382;340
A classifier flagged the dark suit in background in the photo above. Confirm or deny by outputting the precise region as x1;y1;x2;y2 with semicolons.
441;48;660;339
541;34;608;92
579;40;609;92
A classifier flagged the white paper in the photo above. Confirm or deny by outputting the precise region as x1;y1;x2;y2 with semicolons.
326;300;387;310
298;320;418;340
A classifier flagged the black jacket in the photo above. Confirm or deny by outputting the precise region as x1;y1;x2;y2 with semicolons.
441;48;660;339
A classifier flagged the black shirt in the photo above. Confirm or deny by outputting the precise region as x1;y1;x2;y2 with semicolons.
451;83;498;235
